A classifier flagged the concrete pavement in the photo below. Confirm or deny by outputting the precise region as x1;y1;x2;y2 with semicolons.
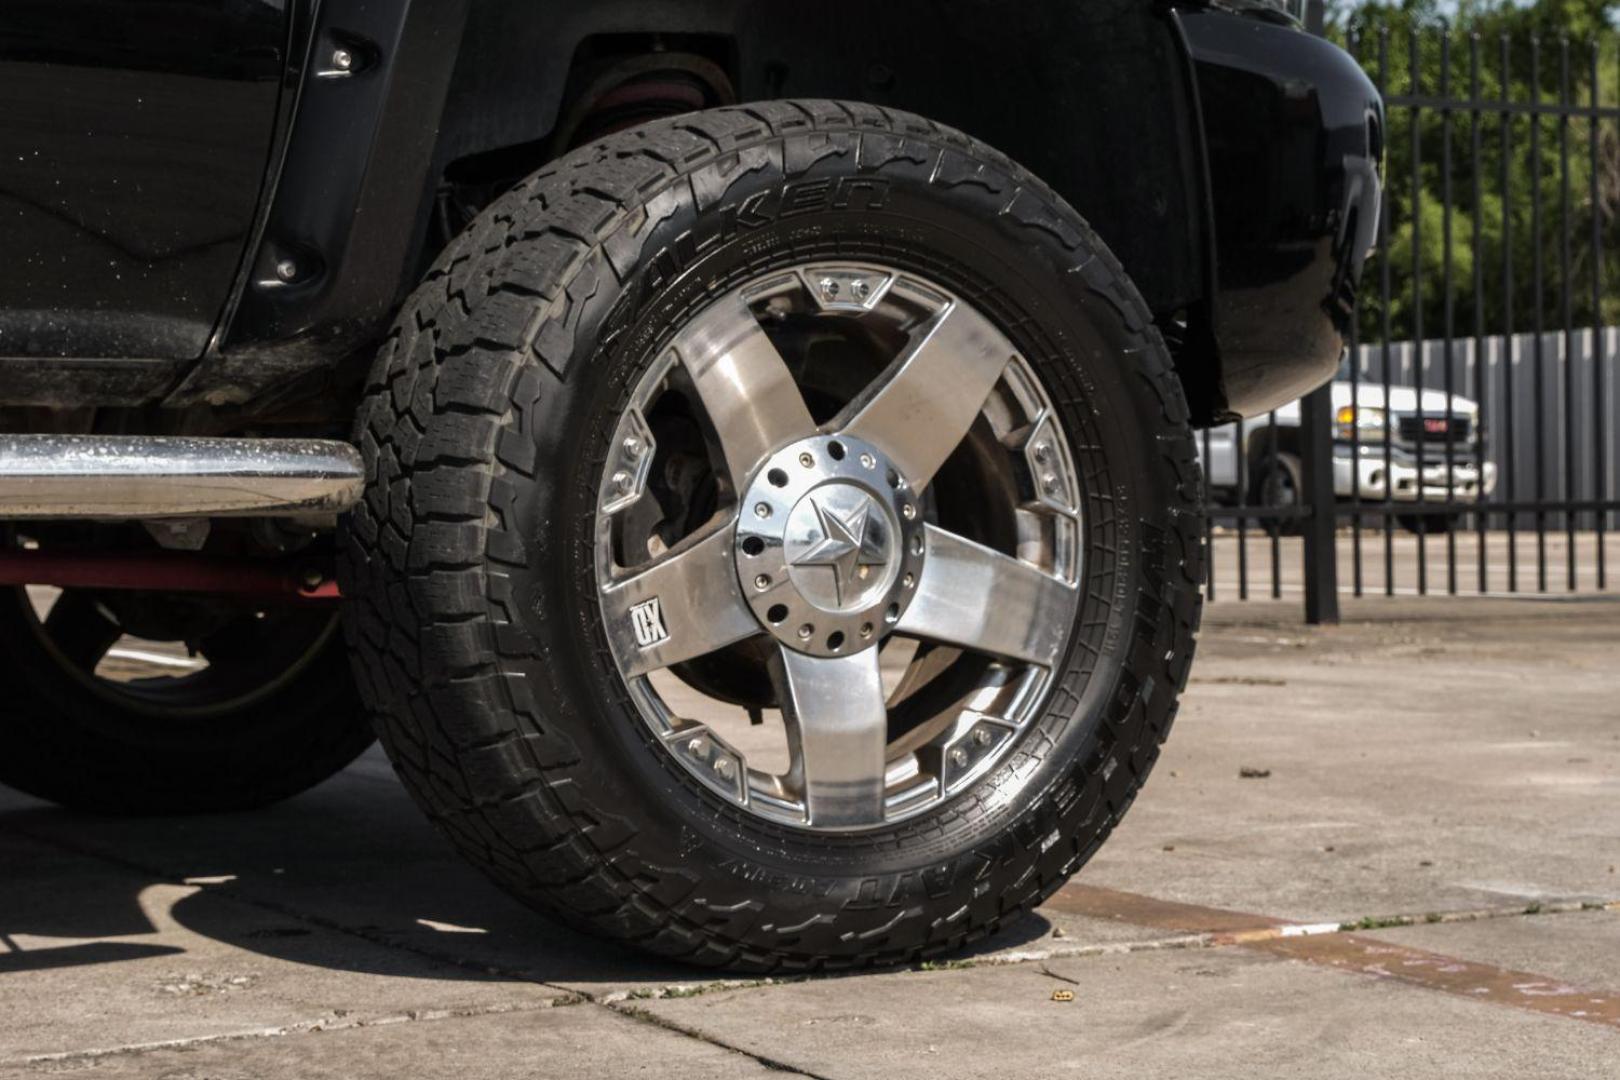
2;596;1617;1077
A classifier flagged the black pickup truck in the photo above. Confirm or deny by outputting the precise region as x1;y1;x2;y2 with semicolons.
0;0;1380;969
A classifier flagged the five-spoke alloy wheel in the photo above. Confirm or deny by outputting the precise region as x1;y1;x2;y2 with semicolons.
596;264;1081;831
346;103;1204;970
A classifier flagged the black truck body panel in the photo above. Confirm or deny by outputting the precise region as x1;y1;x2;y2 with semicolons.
1181;10;1383;417
0;0;285;363
0;0;1381;425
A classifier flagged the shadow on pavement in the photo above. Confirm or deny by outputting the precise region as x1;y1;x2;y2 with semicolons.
0;755;1051;989
0;940;184;976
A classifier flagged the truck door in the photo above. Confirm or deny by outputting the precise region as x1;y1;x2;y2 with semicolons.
0;0;288;361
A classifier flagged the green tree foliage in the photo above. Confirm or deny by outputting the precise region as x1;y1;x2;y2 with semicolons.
1328;1;1620;341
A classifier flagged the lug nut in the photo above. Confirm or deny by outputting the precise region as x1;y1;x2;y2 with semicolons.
1041;472;1060;495
901;502;916;520
819;277;840;302
331;48;354;71
612;470;633;493
949;747;969;768
799;452;814;468
754;502;772;519
1033;441;1052;464
274;259;298;282
623;435;643;457
687;735;708;756
797;624;814;640
859;622;874;639
713;758;735;780
852;279;871;300
860;453;876;470
902;572;915;589
973;728;992;747
754;574;771;591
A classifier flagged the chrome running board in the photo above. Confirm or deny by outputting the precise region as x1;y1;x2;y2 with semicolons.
0;435;363;519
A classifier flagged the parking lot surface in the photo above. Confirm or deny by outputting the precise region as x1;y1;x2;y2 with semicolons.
2;595;1617;1078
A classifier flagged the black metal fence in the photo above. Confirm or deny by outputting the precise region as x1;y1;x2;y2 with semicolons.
1201;20;1620;619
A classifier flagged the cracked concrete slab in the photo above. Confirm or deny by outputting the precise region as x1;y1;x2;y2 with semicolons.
1361;908;1620;993
0;832;567;1064
0;1001;783;1079
633;945;1620;1079
0;753;1200;1002
1069;598;1620;925
0;763;695;997
2;597;1617;1072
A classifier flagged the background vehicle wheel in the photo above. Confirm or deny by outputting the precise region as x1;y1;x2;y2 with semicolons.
0;584;372;814
1397;512;1462;535
1249;450;1304;537
344;102;1204;970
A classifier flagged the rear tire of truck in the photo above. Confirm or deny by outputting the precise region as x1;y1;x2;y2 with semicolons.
0;587;373;814
343;103;1204;970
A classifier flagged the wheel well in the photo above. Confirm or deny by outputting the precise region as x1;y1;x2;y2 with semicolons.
427;1;1222;424
429;36;737;247
442;35;736;187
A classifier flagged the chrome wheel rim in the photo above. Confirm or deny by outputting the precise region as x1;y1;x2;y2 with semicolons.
595;263;1083;831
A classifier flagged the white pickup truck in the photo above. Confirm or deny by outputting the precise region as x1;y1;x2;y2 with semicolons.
1202;382;1498;533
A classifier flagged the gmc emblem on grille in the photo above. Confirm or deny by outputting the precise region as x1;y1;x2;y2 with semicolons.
630;598;669;649
1423;418;1449;434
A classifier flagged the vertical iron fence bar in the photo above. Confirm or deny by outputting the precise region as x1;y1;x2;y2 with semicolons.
1531;36;1548;592
1559;38;1576;591
1381;25;1396;596
1236;416;1249;600
1350;26;1365;598
1349;307;1363;596
1441;26;1459;593
1305;0;1325;36
1471;32;1489;593
1501;33;1518;593
1268;408;1281;598
1203;425;1215;602
1301;385;1341;623
1594;41;1608;589
1411;28;1428;595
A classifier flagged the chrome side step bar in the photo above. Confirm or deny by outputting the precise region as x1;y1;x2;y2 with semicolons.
0;435;364;519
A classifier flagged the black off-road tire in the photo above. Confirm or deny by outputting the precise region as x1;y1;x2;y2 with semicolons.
342;102;1204;970
0;589;372;814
